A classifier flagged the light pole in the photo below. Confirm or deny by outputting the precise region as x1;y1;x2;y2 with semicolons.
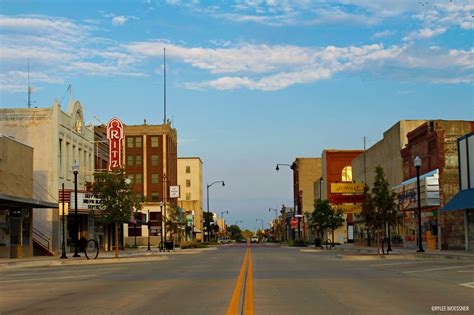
163;174;167;242
72;161;80;257
206;180;225;242
319;177;323;200
147;209;151;251
256;218;264;230
414;156;425;253
60;183;67;259
276;163;300;240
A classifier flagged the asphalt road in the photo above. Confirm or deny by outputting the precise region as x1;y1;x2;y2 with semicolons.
0;244;473;315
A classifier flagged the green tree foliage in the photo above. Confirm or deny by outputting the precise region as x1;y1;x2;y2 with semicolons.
242;229;253;240
227;225;242;240
92;169;140;224
165;204;179;241
360;184;375;246
310;199;333;240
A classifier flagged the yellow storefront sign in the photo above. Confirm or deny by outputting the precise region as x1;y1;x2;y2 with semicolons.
330;182;365;193
332;204;363;214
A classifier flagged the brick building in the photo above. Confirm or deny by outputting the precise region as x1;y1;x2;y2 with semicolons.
401;120;474;250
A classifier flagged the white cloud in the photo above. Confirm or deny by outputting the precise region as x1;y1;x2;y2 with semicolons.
372;30;395;39
403;27;446;41
112;15;128;25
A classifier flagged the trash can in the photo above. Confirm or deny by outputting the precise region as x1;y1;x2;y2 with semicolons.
165;241;174;251
314;239;321;247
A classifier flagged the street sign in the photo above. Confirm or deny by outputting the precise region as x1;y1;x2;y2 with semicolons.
290;218;298;228
169;185;180;198
294;214;304;218
106;117;124;171
329;194;366;204
331;183;365;193
332;204;362;214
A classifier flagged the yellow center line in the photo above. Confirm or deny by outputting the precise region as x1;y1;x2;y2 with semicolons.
227;247;250;315
243;247;254;315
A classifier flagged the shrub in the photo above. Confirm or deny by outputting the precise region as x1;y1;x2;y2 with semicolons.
289;239;309;247
180;241;208;249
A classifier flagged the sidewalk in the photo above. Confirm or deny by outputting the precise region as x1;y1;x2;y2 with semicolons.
0;246;215;270
336;244;474;261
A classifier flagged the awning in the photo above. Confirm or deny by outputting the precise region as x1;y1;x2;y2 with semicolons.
442;189;474;211
0;193;58;209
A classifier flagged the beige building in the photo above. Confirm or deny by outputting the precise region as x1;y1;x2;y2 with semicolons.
352;120;427;188
177;157;203;241
0;100;94;255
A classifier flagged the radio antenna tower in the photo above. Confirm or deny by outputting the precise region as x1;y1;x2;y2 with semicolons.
27;59;32;108
163;47;167;124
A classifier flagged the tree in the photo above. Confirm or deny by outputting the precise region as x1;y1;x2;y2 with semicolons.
242;229;253;241
227;225;242;241
310;199;333;241
165;205;179;242
360;184;375;247
92;169;140;258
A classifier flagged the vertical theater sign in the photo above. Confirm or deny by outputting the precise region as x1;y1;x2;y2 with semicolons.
107;118;124;171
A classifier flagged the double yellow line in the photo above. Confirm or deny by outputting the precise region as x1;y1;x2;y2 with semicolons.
226;246;254;315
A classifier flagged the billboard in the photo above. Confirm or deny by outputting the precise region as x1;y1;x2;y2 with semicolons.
107;117;124;171
330;183;365;193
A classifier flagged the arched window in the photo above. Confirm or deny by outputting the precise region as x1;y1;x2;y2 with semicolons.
341;166;352;182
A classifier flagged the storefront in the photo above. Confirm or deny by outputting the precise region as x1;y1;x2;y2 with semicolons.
394;169;440;250
0;194;57;258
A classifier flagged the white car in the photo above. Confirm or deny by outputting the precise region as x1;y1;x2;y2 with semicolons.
251;236;259;243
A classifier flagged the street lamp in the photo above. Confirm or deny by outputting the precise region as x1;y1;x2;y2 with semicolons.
414;156;425;253
319;177;323;200
206;180;225;242
72;161;80;257
147;209;151;251
160;201;164;251
256;218;264;231
60;183;67;259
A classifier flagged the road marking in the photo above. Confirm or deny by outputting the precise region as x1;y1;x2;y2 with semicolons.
459;282;474;289
403;264;474;274
0;274;96;283
243;248;254;315
227;247;249;315
457;270;474;273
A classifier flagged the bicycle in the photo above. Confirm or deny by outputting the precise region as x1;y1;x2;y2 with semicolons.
381;237;391;255
325;239;335;250
80;238;99;259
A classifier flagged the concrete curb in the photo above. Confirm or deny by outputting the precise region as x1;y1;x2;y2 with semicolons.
336;254;416;261
0;255;169;270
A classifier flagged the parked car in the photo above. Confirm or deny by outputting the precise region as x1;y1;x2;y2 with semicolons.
217;237;231;244
251;236;259;243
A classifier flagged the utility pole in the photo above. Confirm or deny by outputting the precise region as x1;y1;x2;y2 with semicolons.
163;47;167;124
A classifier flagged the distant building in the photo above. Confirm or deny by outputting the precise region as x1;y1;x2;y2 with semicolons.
0;100;94;255
177;157;203;241
291;158;322;241
0;136;56;258
123;122;178;246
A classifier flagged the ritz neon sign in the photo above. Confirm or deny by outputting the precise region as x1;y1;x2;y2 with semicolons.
107;117;124;171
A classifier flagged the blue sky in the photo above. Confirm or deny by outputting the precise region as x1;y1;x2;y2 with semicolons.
1;0;473;230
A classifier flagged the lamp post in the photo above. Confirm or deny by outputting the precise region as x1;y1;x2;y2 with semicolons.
235;220;243;226
319;177;323;200
414;156;425;253
206;180;225;242
60;183;67;259
276;163;300;240
147;209;151;251
72;161;80;257
256;218;264;230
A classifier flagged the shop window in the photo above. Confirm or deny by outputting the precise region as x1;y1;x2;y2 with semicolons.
341;166;352;182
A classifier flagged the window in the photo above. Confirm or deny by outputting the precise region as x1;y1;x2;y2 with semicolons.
186;193;191;200
151;136;159;148
127;137;134;148
135;174;142;184
341;166;353;182
128;225;142;236
127;155;134;166
151;174;159;184
135;137;142;148
135;194;142;202
186;166;191;173
151;192;160;201
186;179;191;187
128;174;134;184
135;155;142;166
59;139;63;177
151;155;159;166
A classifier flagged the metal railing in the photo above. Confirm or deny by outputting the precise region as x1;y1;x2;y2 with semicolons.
33;227;51;254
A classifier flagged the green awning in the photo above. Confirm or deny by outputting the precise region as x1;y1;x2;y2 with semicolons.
442;189;474;211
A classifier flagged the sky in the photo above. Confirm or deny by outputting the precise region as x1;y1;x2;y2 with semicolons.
1;0;473;231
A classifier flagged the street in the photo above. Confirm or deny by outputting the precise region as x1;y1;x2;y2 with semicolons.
1;244;473;315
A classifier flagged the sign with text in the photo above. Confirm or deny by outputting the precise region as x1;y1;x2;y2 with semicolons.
59;203;69;215
330;183;365;193
393;170;440;210
169;186;180;198
107;117;124;171
332;204;363;214
329;194;366;204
